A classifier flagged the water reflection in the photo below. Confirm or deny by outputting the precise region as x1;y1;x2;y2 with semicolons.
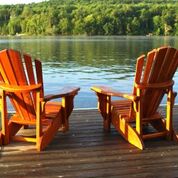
0;36;177;108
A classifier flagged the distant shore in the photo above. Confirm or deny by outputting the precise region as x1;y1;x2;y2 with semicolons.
0;1;177;36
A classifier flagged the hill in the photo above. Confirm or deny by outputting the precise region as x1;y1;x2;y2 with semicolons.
0;0;177;35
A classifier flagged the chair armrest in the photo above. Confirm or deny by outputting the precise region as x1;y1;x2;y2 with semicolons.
0;83;42;92
44;86;80;102
135;80;174;89
91;86;138;101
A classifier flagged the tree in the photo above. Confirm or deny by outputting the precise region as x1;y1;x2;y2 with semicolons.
0;0;177;36
153;16;163;35
162;8;176;35
8;17;21;35
84;14;97;35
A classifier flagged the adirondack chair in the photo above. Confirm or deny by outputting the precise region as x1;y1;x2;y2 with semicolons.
0;49;80;151
91;46;178;149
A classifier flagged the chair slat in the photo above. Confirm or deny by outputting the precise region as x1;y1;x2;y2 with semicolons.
131;55;144;119
167;50;178;79
149;48;178;115
0;59;19;113
24;54;37;107
143;47;169;116
35;59;44;98
133;55;145;95
8;49;36;121
142;49;156;84
158;47;177;81
0;50;27;120
149;47;168;83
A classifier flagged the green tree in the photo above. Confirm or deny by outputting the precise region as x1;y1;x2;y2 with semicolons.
0;0;177;36
153;16;163;35
21;5;33;18
84;14;97;35
162;9;175;35
8;17;21;35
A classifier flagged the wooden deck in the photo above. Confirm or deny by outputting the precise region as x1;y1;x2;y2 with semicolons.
1;106;178;178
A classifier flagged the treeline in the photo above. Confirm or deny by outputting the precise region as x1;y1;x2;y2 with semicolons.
0;0;177;36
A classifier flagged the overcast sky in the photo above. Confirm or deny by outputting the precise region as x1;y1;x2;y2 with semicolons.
0;0;46;5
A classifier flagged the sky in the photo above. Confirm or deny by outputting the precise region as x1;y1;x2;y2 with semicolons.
0;0;46;5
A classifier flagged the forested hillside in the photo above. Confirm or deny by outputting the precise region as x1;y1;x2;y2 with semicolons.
0;0;177;36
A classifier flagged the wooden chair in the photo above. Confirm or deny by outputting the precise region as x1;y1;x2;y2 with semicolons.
0;49;80;151
91;46;178;149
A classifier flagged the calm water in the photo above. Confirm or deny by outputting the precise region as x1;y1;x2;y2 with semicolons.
0;36;178;108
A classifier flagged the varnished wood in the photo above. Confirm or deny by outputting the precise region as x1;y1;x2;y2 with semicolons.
35;59;44;98
24;54;37;107
1;90;9;144
92;46;178;149
44;87;80;102
8;49;36;122
0;49;29;122
12;136;37;143
142;50;156;83
91;86;139;101
133;55;145;95
0;83;42;92
0;49;80;151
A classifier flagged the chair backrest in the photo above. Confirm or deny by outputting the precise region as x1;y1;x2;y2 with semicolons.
0;49;44;122
133;46;178;117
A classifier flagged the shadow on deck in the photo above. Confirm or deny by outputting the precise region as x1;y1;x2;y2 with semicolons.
1;107;178;177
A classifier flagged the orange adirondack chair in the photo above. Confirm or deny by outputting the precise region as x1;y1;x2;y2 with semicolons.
92;46;178;149
0;49;80;151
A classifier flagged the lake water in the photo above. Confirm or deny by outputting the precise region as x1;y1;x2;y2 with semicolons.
0;36;178;108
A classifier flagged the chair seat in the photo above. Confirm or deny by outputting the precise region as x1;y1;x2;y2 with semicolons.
111;100;134;122
45;101;62;118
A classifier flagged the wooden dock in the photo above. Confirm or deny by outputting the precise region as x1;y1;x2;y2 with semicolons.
1;107;178;177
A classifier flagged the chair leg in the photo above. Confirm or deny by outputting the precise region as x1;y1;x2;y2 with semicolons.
62;95;75;132
166;89;174;140
1;91;9;145
37;114;62;151
8;121;23;140
0;132;2;146
103;116;111;132
97;94;111;132
1;118;9;145
112;115;144;150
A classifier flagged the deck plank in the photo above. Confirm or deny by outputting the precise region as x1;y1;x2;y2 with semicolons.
1;106;178;177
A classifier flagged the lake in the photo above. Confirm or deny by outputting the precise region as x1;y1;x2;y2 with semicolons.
0;36;178;108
